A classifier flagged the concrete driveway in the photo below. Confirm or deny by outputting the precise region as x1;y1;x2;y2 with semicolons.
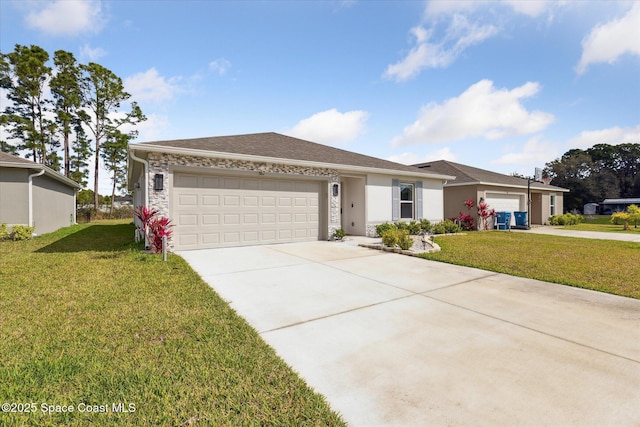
513;226;640;242
178;241;640;426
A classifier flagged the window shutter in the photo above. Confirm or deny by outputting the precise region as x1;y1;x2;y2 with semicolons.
416;181;423;220
392;179;399;221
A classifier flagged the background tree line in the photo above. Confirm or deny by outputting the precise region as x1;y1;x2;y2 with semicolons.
0;44;145;212
544;143;640;212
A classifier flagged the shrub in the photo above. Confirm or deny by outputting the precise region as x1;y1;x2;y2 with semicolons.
0;223;10;240
375;222;396;237
11;225;34;241
148;216;174;254
406;220;422;235
333;228;346;240
454;212;475;231
419;218;431;233
381;229;413;250
381;229;399;247
396;230;413;250
395;221;409;231
432;219;461;235
549;213;584;226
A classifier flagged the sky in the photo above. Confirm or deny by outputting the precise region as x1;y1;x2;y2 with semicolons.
1;0;639;194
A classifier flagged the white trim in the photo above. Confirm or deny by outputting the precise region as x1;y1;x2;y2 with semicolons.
0;161;82;189
131;144;456;181
445;180;570;192
129;150;149;208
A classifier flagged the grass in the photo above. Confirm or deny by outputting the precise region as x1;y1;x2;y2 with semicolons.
0;220;344;426
559;215;640;234
421;231;640;299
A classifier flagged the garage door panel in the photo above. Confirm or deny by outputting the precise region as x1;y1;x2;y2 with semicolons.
172;173;321;249
202;176;220;188
175;174;199;187
202;214;218;225
202;195;219;206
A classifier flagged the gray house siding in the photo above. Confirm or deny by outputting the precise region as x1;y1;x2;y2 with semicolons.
33;174;76;234
0;167;29;225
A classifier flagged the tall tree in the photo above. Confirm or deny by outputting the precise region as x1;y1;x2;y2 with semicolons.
1;44;52;163
50;50;82;177
101;129;132;216
545;144;640;212
79;62;145;208
68;118;93;187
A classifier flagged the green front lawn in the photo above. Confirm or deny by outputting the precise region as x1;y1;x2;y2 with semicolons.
562;223;640;234
422;232;640;299
0;221;344;426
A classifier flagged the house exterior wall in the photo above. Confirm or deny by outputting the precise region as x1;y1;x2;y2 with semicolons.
422;179;445;222
341;176;366;236
442;185;476;221
32;174;76;235
146;152;341;239
364;174;445;236
0;167;29;225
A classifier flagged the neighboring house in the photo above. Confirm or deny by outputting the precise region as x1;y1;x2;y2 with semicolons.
128;132;454;250
0;151;81;235
413;160;569;226
599;198;640;214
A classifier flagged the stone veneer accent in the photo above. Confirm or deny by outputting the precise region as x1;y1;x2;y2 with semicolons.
147;152;341;239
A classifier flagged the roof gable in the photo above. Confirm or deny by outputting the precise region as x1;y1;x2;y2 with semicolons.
133;132;452;178
414;160;567;191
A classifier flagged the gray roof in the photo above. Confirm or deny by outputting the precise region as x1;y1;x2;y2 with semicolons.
601;198;640;204
414;160;568;191
133;132;451;177
0;151;37;165
0;151;82;189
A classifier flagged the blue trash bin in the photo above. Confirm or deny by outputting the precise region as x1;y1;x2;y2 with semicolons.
496;211;511;230
514;211;527;226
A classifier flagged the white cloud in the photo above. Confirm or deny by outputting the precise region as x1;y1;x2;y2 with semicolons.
209;58;231;76
566;125;640;149
425;0;552;18
492;136;559;165
25;0;106;36
576;3;640;75
79;44;107;62
384;16;498;81
285;109;369;145
391;79;555;146
387;147;457;165
124;68;180;104
129;113;170;142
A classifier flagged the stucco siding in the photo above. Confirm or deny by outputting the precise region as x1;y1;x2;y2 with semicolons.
365;174;391;223
0;167;29;225
443;185;476;221
422;179;445;222
32;174;76;234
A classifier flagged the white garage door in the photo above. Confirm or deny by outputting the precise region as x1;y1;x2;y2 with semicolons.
172;173;321;250
485;193;524;226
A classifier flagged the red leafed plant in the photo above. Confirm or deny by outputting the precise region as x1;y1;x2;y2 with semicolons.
478;203;496;230
134;206;173;253
464;198;475;210
149;216;174;253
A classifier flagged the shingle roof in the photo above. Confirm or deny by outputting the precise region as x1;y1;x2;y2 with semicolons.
135;132;450;177
0;151;37;165
413;160;567;191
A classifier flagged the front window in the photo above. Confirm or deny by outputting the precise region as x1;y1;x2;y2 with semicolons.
550;194;556;216
400;183;414;219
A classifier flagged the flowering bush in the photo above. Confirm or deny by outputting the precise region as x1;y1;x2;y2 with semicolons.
134;206;173;253
477;201;496;230
453;198;476;231
149;216;174;253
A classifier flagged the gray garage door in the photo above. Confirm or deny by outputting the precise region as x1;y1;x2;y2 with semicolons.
171;173;321;250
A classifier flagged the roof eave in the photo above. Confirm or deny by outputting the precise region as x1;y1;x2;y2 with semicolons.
0;161;82;189
444;180;569;192
130;144;456;181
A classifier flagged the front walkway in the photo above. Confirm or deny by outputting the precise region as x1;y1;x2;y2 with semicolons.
514;225;640;242
179;241;640;426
